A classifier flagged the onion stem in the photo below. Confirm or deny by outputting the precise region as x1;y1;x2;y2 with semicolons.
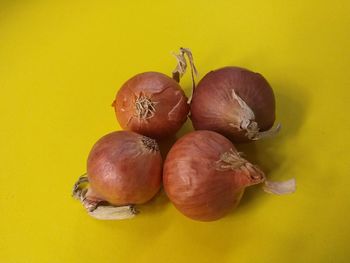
172;47;198;103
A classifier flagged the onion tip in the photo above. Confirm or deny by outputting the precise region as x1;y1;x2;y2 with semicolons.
263;178;296;195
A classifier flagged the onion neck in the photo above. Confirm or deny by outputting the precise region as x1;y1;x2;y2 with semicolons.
238;162;265;187
245;121;281;140
216;149;265;187
229;89;281;140
172;47;198;103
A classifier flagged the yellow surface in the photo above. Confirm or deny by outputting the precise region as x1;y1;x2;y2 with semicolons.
1;1;349;262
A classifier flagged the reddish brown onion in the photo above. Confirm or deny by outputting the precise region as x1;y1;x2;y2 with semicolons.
163;130;265;221
73;131;162;219
112;72;189;138
190;67;279;142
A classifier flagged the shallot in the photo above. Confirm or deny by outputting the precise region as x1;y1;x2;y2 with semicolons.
190;67;280;142
112;48;197;138
163;130;295;221
72;131;162;220
163;130;265;221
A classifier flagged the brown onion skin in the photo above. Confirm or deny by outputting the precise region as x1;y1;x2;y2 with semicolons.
163;130;264;221
190;67;276;142
113;72;189;139
87;131;162;206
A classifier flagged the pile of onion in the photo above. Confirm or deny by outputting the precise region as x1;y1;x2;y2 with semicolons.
190;67;281;142
72;48;296;221
73;131;162;220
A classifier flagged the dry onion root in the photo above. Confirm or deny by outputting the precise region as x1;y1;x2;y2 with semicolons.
72;175;138;220
72;131;162;220
190;67;281;143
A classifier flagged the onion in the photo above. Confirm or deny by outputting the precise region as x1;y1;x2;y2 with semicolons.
112;48;197;139
163;130;266;221
112;72;189;138
190;67;280;142
72;131;162;220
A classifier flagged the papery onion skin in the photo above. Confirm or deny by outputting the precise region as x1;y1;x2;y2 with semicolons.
113;72;190;138
163;130;265;221
86;131;162;206
190;67;276;142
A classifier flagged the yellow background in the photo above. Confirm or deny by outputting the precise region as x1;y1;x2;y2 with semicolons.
1;1;349;262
